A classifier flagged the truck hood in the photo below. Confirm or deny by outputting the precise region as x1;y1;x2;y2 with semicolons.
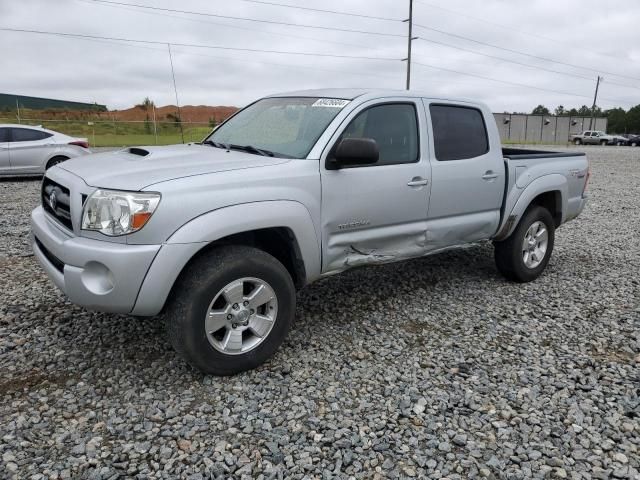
58;144;290;190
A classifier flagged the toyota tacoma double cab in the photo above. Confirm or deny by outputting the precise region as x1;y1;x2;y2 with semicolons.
31;89;589;375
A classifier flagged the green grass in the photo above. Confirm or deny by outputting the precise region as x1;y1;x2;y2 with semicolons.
89;128;211;147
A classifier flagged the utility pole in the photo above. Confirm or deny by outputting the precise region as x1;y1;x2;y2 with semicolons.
167;43;185;144
15;97;20;124
589;75;602;130
403;0;417;90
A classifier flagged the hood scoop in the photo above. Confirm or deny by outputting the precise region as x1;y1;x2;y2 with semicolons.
127;147;150;157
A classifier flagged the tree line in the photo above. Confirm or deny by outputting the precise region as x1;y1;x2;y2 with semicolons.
517;104;640;133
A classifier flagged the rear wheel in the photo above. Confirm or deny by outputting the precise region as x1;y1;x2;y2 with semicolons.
600;140;608;146
46;156;69;169
494;206;555;283
631;141;638;147
574;139;582;145
165;245;296;375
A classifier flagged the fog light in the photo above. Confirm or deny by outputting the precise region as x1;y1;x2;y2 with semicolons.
80;261;115;295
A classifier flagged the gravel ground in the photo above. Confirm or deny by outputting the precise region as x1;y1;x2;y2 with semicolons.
0;146;638;479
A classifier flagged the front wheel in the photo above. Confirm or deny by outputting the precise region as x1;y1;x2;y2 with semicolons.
494;206;555;283
165;245;296;375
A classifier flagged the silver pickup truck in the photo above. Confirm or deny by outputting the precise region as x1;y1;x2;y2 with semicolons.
31;89;589;375
570;130;615;145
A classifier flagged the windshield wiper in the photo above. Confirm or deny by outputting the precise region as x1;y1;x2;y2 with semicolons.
228;144;275;157
202;139;230;150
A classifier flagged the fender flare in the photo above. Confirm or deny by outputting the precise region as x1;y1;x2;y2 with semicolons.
495;174;568;241
131;200;321;316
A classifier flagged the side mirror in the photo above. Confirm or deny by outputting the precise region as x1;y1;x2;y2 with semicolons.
331;137;379;168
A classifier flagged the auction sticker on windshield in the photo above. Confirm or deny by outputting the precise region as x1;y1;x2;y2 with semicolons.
312;98;350;108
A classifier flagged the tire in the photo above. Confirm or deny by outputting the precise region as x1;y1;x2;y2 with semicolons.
46;156;69;169
494;206;555;283
600;140;608;146
574;139;582;145
165;245;296;375
631;142;638;147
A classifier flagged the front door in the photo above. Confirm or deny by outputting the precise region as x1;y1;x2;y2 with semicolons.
0;127;10;174
424;102;505;249
320;99;431;273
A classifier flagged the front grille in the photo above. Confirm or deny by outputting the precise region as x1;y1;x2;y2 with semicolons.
34;237;65;273
42;177;72;230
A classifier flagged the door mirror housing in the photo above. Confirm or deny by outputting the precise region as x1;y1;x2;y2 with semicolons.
331;138;379;169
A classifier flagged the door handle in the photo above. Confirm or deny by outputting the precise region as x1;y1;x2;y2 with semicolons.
407;177;428;187
482;171;499;180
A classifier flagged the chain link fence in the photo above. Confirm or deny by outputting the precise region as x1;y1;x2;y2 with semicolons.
0;116;212;147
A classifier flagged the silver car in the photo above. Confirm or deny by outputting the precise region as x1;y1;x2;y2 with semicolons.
0;124;91;176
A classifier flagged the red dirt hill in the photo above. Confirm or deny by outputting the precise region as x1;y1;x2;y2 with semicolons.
99;105;238;124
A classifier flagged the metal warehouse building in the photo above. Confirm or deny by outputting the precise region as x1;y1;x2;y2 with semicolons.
493;113;607;143
0;93;106;111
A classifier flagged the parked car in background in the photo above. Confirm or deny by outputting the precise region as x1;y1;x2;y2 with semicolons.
625;134;640;147
570;130;615;145
0;124;90;176
31;89;590;375
610;134;629;146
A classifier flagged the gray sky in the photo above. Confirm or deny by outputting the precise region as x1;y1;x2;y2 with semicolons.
1;0;639;111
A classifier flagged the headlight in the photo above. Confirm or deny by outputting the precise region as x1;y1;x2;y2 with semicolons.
81;189;160;236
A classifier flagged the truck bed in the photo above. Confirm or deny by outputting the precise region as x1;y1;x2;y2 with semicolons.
502;147;585;160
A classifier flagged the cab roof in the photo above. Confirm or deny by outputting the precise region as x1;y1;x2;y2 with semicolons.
266;88;478;105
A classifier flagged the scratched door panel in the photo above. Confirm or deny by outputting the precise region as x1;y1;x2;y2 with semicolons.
321;164;430;272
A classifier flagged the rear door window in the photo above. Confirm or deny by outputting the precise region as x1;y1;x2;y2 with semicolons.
10;128;53;142
429;104;489;161
0;128;9;142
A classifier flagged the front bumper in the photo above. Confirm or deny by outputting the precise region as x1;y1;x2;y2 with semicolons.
31;206;160;314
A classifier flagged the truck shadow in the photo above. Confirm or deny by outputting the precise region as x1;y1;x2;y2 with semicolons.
5;243;499;393
295;243;497;323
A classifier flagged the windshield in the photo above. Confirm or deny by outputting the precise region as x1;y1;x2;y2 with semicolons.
205;97;350;158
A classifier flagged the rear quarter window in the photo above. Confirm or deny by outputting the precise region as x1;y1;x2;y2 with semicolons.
0;128;9;142
429;104;489;161
11;128;53;142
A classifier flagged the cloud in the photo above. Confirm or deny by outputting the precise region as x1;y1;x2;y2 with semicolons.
1;0;638;111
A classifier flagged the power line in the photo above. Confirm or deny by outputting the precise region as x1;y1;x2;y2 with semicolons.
413;22;640;82
412;60;635;105
232;0;402;21
86;36;404;82
416;37;640;91
82;0;405;38
414;0;631;62
76;0;374;50
0;27;402;62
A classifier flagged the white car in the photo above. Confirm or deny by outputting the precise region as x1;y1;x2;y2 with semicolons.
0;124;91;176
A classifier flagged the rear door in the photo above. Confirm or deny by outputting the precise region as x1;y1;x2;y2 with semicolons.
584;131;596;144
8;127;54;174
320;99;431;272
423;101;504;249
0;128;10;174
